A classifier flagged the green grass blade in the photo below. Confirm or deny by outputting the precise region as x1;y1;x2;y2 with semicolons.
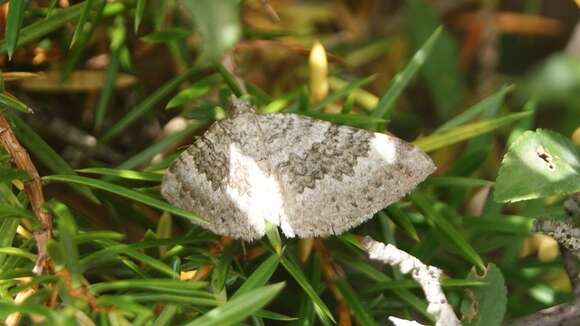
232;254;280;299
134;0;146;32
310;77;373;112
4;0;28;58
185;283;285;326
436;85;512;133
383;207;419;242
0;247;36;261
0;3;85;52
413;112;532;152
77;168;162;182
117;120;206;170
95;18;124;132
335;279;378;326
69;0;96;47
281;255;335;324
49;201;81;287
90;279;208;294
371;26;442;119
3;112;98;202
426;176;494;188
408;192;486;272
100;66;207;143
42;174;206;225
0;92;31;113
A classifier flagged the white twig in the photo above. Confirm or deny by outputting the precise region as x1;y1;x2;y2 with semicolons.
362;236;461;326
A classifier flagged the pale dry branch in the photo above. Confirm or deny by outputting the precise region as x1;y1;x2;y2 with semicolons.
362;236;460;326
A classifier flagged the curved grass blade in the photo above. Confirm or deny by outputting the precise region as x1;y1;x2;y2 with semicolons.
232;254;280;299
408;192;486;272
0;247;36;261
185;283;285;326
90;279;208;294
426;176;494;188
281;255;335;324
335;279;378;326
117;120;207;170
43;174;206;225
310;77;373;112
0;3;85;52
0;303;57;321
436;85;512;133
3;111;98;202
301;111;386;128
4;0;29;59
371;26;442;119
0;92;31;113
76;168;162;182
100;66;207;143
414;112;532;152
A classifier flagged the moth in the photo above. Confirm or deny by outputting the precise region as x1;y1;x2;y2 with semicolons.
162;99;436;240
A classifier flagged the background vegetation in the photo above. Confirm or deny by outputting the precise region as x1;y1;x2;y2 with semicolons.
0;0;578;325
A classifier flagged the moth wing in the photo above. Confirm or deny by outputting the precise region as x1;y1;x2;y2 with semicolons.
257;113;436;238
162;111;281;241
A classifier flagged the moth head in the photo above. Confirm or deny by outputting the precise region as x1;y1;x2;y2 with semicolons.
230;96;256;116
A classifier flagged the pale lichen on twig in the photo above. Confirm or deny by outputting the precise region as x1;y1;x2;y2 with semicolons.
361;236;461;326
508;194;580;325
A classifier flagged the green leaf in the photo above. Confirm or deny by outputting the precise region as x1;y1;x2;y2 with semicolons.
461;264;507;326
77;168;162;182
181;0;241;63
406;0;464;118
141;28;190;43
409;192;486;272
0;92;31;113
371;26;442;119
232;254;280;299
4;0;29;58
42;174;206;225
414;112;532;152
495;129;580;203
100;66;206;143
281;255;335;324
185;283;285;326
